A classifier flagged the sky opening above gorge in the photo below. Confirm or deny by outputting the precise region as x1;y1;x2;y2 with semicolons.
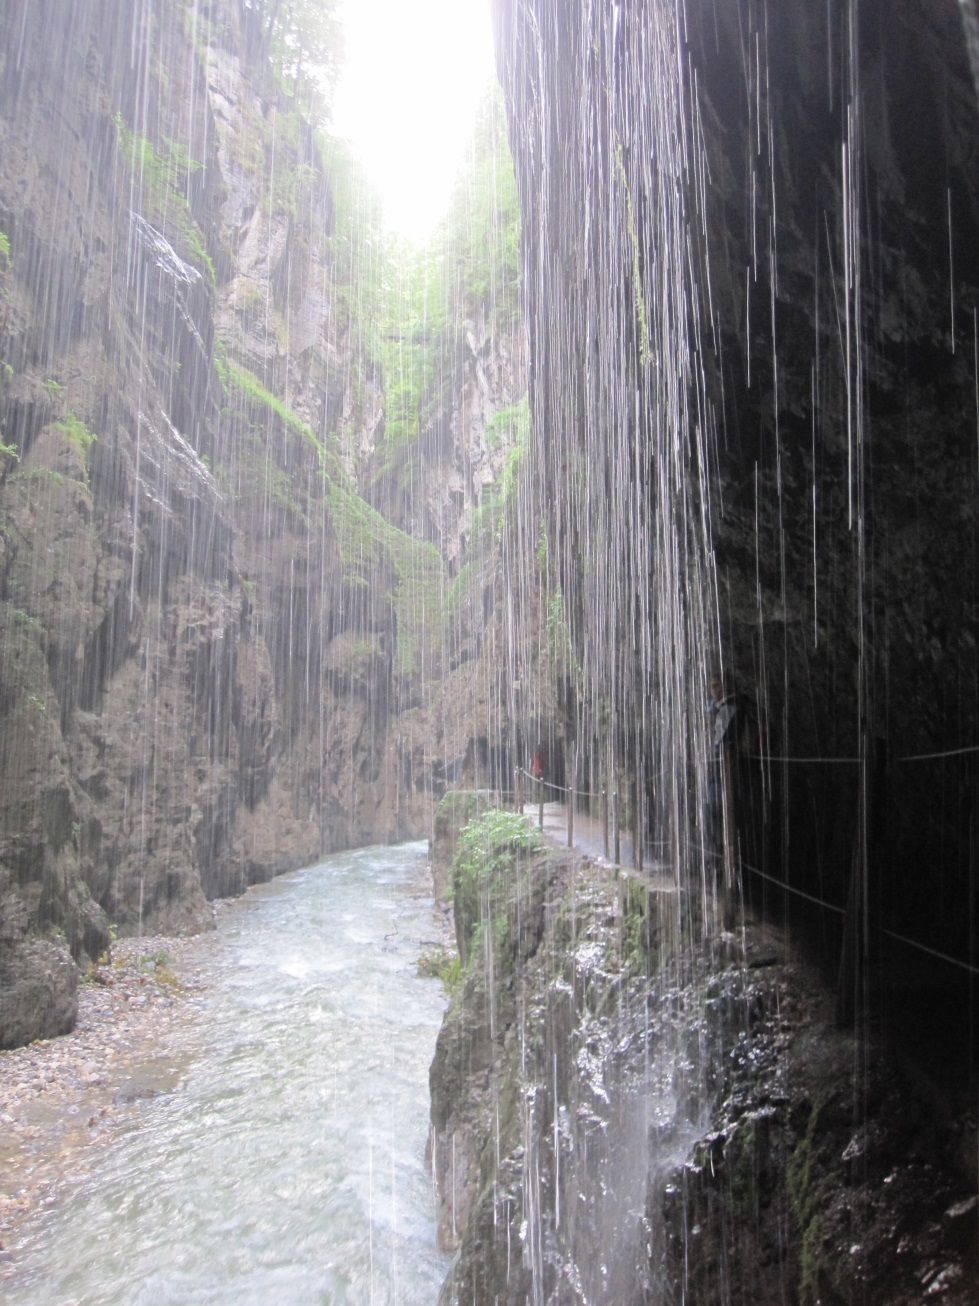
331;0;497;242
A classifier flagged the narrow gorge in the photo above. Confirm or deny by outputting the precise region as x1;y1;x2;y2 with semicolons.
0;0;977;1302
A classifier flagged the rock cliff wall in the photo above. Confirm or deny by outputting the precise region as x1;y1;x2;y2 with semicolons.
0;0;523;1047
492;0;979;1073
430;802;978;1303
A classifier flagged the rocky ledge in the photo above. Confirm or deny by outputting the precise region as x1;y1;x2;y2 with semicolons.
429;797;978;1304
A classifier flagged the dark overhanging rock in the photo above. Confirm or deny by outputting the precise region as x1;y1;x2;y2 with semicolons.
491;0;979;1079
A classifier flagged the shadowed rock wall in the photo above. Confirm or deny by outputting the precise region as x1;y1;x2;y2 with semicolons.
493;0;979;1063
0;0;442;1046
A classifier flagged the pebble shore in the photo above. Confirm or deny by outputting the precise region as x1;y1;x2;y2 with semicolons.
0;928;220;1266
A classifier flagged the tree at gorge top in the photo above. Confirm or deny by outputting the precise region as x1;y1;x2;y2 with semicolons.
245;0;343;93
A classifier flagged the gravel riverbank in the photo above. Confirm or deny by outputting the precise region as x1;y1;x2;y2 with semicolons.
0;925;221;1268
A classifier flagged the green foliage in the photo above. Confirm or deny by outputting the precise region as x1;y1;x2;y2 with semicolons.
418;946;463;993
452;808;543;958
10;465;64;489
326;482;444;675
445;561;476;617
546;588;578;685
455;809;542;884
368;89;523;507
0;231;9;262
245;0;343;102
485;399;529;451
54;412;98;463
114;113;215;283
786;1093;839;1303
443;90;522;322
11;608;42;633
42;379;63;396
535;518;548;570
466;399;530;555
0;438;19;463
615;139;650;368
217;354;315;444
619;877;655;970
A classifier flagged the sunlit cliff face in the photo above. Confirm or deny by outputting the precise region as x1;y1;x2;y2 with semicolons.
331;0;496;240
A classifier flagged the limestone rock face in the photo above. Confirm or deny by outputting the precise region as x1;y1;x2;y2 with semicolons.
429;801;978;1303
0;0;495;1045
0;937;77;1050
492;0;979;1108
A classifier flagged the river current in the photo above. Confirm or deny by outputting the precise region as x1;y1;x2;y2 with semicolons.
10;842;449;1305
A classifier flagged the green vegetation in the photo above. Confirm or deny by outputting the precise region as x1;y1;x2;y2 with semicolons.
546;587;578;686
418;946;463;993
369;90;523;501
217;353;315;444
536;518;549;570
326;481;444;675
9;465;65;489
466;398;530;557
114;113;216;283
452;808;543;960
787;1095;834;1303
0;231;10;263
445;561;476;619
443;91;522;320
619;875;656;969
54;412;98;463
244;0;342;107
42;378;63;397
0;439;19;464
10;608;42;633
615;139;650;368
140;951;182;988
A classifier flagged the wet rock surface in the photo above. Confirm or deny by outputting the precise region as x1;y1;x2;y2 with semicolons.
0;939;77;1051
430;807;978;1304
657;942;979;1304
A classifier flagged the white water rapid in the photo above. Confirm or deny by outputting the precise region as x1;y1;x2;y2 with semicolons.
8;842;448;1305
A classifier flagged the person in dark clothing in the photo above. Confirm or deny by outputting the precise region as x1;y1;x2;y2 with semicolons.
707;673;761;918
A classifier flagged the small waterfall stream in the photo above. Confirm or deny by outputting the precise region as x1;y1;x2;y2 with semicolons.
8;843;448;1305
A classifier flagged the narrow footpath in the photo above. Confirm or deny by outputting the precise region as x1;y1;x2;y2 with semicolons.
521;800;677;895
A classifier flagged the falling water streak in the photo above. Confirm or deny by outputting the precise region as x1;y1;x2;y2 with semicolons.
949;187;957;354
959;0;979;106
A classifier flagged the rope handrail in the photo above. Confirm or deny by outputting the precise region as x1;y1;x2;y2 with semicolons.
746;741;979;765
512;734;978;976
517;792;979;977
692;843;979;974
515;765;603;803
739;858;847;916
897;743;979;763
879;927;979;977
688;840;849;916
